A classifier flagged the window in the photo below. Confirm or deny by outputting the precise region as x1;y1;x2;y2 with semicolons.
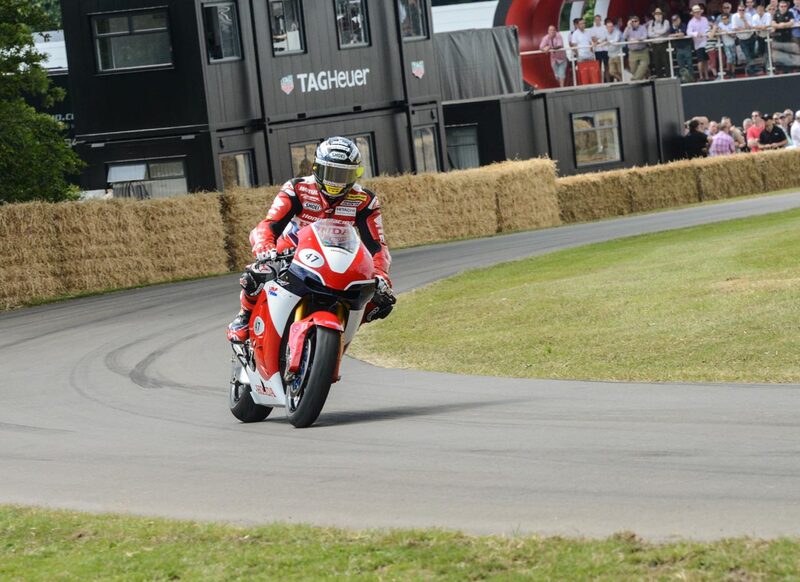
269;0;305;54
398;0;428;40
106;158;187;199
413;126;440;173
203;2;242;62
445;125;479;170
220;151;255;189
571;110;622;167
335;0;369;48
290;134;376;179
92;9;172;72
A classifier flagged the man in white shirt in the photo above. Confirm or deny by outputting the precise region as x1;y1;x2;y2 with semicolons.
791;110;800;147
589;14;610;79
570;17;596;61
749;3;772;57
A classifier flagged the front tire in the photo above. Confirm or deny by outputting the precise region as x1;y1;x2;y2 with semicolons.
229;358;272;423
285;327;341;428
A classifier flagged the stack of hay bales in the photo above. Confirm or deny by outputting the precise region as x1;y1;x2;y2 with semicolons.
557;170;633;223
220;186;281;269
627;161;700;212
692;154;764;201
0;203;63;309
754;148;800;192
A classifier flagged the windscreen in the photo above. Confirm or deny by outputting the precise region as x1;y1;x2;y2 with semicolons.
312;220;360;254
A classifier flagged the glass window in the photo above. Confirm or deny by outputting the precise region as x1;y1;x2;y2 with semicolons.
220;151;255;189
269;0;305;55
203;2;242;62
92;9;172;72
398;0;428;40
413;126;439;173
106;158;187;199
445;125;479;170
335;0;369;48
290;135;376;179
571;110;622;167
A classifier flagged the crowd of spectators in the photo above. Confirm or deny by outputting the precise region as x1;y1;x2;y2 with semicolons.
539;0;800;85
683;108;800;157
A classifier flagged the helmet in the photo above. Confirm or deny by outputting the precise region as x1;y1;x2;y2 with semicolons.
312;137;364;200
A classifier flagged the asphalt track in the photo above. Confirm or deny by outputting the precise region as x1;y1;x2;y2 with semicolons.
2;192;800;540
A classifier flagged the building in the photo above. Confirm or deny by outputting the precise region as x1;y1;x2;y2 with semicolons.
61;0;447;197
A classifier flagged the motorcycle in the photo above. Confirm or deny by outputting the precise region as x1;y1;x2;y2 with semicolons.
229;219;378;428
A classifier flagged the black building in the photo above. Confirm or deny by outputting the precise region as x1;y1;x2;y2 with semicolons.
62;0;446;196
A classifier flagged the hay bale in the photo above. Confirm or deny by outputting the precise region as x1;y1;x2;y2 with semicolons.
140;193;229;280
556;170;632;223
0;202;63;309
693;154;764;200
363;170;497;247
754;149;800;192
627;161;700;212
220;186;280;269
480;159;561;233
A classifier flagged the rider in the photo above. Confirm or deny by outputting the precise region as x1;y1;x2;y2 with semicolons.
227;136;395;343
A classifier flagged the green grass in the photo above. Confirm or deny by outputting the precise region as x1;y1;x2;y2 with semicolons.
352;208;800;383
2;506;800;580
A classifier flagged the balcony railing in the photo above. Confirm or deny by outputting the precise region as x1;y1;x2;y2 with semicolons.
522;23;800;88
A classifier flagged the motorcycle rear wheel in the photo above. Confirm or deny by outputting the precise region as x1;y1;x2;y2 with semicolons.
229;358;272;423
285;327;340;428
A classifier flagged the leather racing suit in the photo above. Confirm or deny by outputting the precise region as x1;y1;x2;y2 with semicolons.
238;175;392;318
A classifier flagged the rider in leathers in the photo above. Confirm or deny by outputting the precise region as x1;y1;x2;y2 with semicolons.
227;136;395;343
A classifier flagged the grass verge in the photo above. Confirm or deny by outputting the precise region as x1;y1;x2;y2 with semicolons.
2;506;800;580
352;208;800;383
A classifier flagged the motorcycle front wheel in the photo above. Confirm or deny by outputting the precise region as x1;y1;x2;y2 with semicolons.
285;327;340;428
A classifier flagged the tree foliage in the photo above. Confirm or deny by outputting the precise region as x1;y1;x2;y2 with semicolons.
0;0;81;203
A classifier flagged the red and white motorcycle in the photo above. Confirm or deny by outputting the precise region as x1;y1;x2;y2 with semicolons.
229;219;378;428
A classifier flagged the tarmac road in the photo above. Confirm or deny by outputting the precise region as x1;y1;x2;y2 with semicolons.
2;192;800;540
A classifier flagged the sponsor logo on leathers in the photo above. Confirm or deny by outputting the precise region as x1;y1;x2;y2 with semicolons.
303;202;322;211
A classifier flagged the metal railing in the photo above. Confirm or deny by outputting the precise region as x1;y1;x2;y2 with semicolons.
522;22;800;87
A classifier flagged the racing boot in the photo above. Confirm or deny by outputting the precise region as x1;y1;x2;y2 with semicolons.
227;310;251;343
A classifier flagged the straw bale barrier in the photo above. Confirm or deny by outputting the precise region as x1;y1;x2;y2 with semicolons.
754;148;800;192
556;171;632;223
220;186;281;269
692;154;764;201
0;203;63;310
476;159;561;233
627;161;700;212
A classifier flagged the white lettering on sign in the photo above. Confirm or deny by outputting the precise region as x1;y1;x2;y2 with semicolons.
292;69;370;94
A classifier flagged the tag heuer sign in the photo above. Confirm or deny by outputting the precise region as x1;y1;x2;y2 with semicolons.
279;68;371;95
411;60;425;79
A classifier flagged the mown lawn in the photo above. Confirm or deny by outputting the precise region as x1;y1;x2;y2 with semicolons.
2;506;800;580
352;208;800;383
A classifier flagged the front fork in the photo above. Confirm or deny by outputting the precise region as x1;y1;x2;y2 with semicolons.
285;298;346;382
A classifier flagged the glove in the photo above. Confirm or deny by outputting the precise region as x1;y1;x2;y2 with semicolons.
253;244;277;262
374;275;396;306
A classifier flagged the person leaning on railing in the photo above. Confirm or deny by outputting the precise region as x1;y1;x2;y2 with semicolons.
648;8;672;77
670;14;695;82
713;13;738;76
623;14;650;79
772;0;796;74
733;3;759;75
687;5;712;81
602;18;625;81
590;14;611;81
750;3;772;58
539;24;568;87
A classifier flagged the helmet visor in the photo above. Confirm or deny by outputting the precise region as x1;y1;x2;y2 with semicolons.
315;160;362;197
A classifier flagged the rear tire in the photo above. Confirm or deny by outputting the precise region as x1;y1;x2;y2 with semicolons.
285;327;340;428
229;359;272;423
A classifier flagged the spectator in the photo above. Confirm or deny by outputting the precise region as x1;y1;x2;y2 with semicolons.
708;120;720;135
648;8;672;76
715;1;734;21
745;0;757;17
750;2;772;58
773;112;791;143
792;109;800;146
571;17;596;62
759;114;789;149
688;4;712;80
742;118;754;151
733;3;759;75
791;0;800;57
671;14;695;81
709;119;737;155
602;19;625;81
590;14;611;80
714;12;738;76
772;0;795;73
685;118;710;157
723;116;746;149
747;110;766;151
624;14;651;79
540;25;568;87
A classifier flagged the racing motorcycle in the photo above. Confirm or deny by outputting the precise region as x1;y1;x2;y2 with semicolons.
229;219;379;428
